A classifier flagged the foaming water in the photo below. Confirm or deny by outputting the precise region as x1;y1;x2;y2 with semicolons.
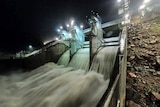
57;48;90;71
0;62;109;107
0;44;118;107
89;46;119;80
57;50;70;66
67;48;90;71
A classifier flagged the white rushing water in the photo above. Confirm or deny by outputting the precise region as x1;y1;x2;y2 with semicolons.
0;62;109;107
89;46;119;79
0;45;118;107
57;50;70;66
68;48;90;71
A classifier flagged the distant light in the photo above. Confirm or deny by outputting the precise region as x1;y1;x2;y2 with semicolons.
66;24;70;28
71;20;74;26
29;45;32;49
121;21;125;25
43;40;52;45
80;25;83;29
60;26;63;29
117;0;121;3
57;29;60;32
125;13;129;19
56;38;59;40
139;4;145;10
144;0;150;4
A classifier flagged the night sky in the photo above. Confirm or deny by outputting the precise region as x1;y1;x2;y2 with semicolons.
0;0;120;53
0;0;147;53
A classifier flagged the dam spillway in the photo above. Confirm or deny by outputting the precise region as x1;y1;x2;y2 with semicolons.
0;18;127;107
0;44;118;107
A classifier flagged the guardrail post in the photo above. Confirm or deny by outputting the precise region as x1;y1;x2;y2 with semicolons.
119;26;127;107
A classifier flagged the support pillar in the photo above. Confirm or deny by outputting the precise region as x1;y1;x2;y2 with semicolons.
89;35;99;67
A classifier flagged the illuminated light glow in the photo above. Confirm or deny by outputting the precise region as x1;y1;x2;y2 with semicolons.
80;25;83;29
43;40;52;45
29;45;32;49
139;4;145;10
121;21;125;25
56;37;59;40
60;26;63;29
125;13;129;19
71;20;74;25
66;24;70;27
144;0;150;4
57;29;60;32
117;0;121;2
121;20;130;25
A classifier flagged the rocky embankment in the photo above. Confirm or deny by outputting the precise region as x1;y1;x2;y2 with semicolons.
126;15;160;107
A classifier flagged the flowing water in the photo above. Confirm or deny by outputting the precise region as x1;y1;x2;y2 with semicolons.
0;46;118;107
89;46;119;79
57;50;70;66
68;48;90;71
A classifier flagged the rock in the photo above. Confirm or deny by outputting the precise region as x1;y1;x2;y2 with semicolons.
132;37;138;40
148;69;157;75
130;56;135;60
135;54;142;59
144;66;150;70
157;71;160;75
126;100;141;107
149;69;156;73
156;56;160;65
149;39;157;44
147;51;155;56
127;62;132;67
142;35;149;39
134;67;143;72
128;72;137;78
151;91;160;102
153;72;157;76
142;80;146;84
130;44;135;47
141;53;149;59
139;44;146;48
151;36;156;39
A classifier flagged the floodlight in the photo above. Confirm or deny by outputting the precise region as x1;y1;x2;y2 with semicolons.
125;13;129;19
29;45;32;49
57;29;60;32
80;25;83;29
117;0;121;3
139;4;145;10
71;20;74;25
60;26;63;29
144;0;150;4
66;24;70;27
56;38;59;40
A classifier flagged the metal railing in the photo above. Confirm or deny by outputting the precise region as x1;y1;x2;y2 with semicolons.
102;26;127;107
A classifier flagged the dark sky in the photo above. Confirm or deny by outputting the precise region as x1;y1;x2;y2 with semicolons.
0;0;144;53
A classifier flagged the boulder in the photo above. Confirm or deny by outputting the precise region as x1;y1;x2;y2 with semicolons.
126;100;141;107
